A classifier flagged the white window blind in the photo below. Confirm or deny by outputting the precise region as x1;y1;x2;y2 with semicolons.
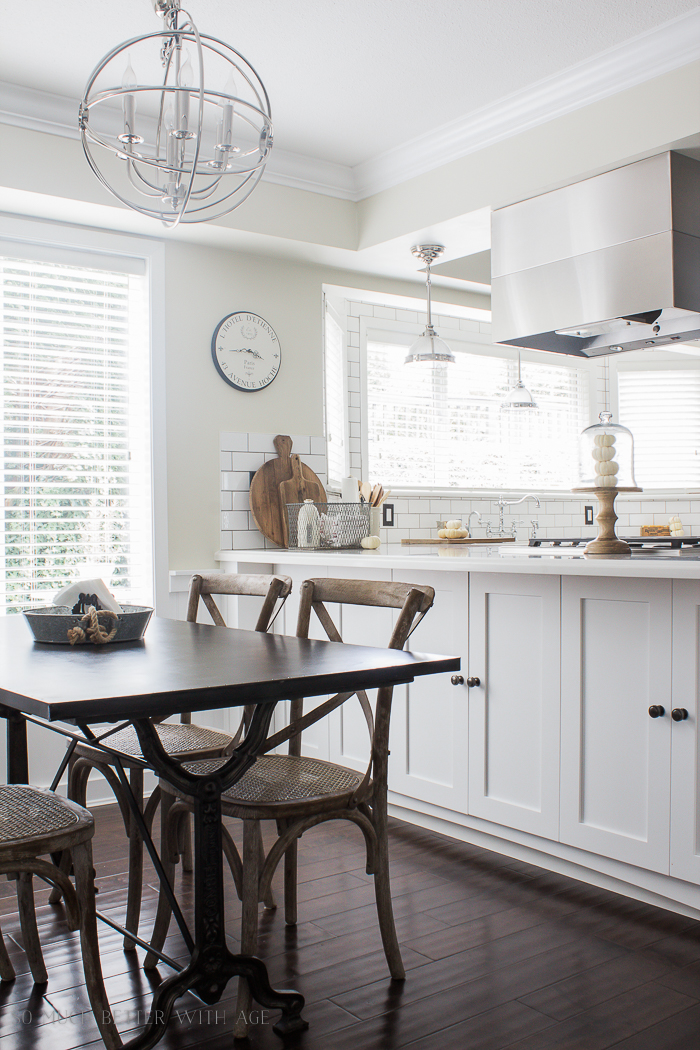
618;368;700;488
0;254;152;614
366;341;588;490
324;304;347;489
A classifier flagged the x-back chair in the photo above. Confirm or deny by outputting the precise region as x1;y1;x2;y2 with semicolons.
147;577;435;1037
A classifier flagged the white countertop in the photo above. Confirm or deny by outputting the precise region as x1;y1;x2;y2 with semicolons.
213;544;700;579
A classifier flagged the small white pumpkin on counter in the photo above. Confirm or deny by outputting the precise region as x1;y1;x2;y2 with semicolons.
445;519;463;530
360;535;381;549
438;527;468;539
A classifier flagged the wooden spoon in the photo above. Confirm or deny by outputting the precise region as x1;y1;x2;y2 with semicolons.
360;481;372;504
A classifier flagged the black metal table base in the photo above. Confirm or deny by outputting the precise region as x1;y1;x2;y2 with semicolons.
124;946;307;1050
120;711;308;1047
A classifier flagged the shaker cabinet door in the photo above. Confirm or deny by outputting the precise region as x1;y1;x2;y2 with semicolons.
560;575;672;873
387;569;469;812
468;572;560;839
670;580;700;883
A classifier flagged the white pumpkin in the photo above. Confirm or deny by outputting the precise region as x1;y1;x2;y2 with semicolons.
595;460;619;476
594;433;616;447
597;474;618;487
445;519;462;530
592;446;615;462
444;527;468;539
360;535;381;549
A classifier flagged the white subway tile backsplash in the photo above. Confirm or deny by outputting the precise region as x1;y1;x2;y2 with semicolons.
220;432;248;452
396;310;418;324
289;435;311;454
459;319;480;333
232;451;264;471
220;451;232;471
247;433;277;454
231;531;265;549
373;306;395;320
346;316;360;333
348;332;360;348
220;490;233;511
222;471;250;491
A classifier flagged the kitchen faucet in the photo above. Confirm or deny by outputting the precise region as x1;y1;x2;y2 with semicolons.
485;494;541;538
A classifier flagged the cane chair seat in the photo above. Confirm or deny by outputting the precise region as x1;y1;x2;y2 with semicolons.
0;786;120;1048
76;722;235;766
180;754;365;810
0;784;81;842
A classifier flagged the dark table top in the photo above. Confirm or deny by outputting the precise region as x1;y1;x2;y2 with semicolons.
0;615;460;723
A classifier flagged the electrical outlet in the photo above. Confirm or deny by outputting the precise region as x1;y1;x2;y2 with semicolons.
382;503;395;527
585;505;594;525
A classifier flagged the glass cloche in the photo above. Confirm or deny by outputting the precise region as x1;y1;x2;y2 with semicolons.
577;412;638;491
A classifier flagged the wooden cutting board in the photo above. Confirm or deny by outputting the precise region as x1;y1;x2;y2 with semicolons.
401;536;516;545
249;435;326;547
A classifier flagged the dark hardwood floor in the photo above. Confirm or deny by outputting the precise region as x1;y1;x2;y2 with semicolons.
2;804;700;1049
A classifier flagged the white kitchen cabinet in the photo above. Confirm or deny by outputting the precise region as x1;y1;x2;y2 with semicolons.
467;572;561;839
670;579;700;883
560;575;673;873
387;569;469;812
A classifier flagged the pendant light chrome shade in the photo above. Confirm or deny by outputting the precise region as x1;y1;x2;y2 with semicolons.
405;245;456;365
501;352;538;409
79;0;272;228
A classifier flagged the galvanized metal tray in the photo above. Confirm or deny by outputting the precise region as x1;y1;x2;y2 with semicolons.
23;605;153;645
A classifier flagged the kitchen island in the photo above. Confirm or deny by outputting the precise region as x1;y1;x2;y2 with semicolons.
171;545;700;921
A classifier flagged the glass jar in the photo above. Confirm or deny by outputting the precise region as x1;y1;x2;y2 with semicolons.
576;411;638;490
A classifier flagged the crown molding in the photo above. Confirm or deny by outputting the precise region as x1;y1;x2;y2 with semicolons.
0;81;358;201
2;9;700;205
352;7;700;199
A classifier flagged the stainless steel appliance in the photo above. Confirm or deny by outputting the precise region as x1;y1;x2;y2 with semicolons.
492;152;700;357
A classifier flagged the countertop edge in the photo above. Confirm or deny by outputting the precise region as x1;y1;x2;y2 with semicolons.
207;547;700;579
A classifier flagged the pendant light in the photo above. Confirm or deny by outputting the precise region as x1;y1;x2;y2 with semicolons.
79;0;272;228
404;245;455;365
501;352;538;409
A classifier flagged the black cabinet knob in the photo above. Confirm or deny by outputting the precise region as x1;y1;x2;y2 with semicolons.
466;677;481;688
648;705;665;718
672;708;689;721
451;675;464;686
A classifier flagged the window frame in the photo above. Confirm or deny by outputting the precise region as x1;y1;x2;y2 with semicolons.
0;214;168;611
358;314;600;499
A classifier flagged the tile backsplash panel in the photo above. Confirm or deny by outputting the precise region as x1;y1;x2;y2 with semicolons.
220;432;700;550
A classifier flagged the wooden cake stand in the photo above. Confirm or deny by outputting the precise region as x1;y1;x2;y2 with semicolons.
572;486;643;555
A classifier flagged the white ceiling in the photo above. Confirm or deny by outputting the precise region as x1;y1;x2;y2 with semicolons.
3;0;699;167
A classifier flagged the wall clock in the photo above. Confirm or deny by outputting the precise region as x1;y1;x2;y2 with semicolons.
211;311;281;391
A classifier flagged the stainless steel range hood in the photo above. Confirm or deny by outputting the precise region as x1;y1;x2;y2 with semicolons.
491;152;700;357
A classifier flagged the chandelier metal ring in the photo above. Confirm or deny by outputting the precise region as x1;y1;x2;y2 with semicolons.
80;2;273;227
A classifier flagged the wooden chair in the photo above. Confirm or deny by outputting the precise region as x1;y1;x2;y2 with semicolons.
53;572;292;950
0;785;121;1048
146;577;435;1037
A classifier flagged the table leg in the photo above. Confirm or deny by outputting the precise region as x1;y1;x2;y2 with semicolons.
122;707;308;1050
0;704;29;784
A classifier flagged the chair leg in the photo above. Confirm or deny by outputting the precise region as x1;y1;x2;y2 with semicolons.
181;812;194;873
233;819;260;1039
144;789;177;971
0;917;15;982
254;821;275;909
72;839;122;1049
16;873;47;984
372;798;404;980
279;818;298;926
49;755;84;905
124;767;144;951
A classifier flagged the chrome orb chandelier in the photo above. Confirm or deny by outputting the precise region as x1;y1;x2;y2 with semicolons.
405;245;456;364
79;0;273;227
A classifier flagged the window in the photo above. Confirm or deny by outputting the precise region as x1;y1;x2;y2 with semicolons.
0;249;152;613
613;352;700;489
365;333;590;492
323;300;347;489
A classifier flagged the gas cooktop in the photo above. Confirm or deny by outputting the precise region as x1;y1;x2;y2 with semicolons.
529;536;700;549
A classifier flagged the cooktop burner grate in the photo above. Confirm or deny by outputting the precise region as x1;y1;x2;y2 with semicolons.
529;536;700;549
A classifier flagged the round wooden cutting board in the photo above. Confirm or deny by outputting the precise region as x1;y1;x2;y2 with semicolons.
249;435;326;547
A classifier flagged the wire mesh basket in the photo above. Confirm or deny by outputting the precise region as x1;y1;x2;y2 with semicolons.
286;502;371;549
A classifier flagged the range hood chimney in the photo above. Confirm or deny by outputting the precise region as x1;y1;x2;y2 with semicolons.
491;152;700;357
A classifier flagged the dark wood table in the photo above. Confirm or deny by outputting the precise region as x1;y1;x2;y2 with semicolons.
0;615;459;1049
